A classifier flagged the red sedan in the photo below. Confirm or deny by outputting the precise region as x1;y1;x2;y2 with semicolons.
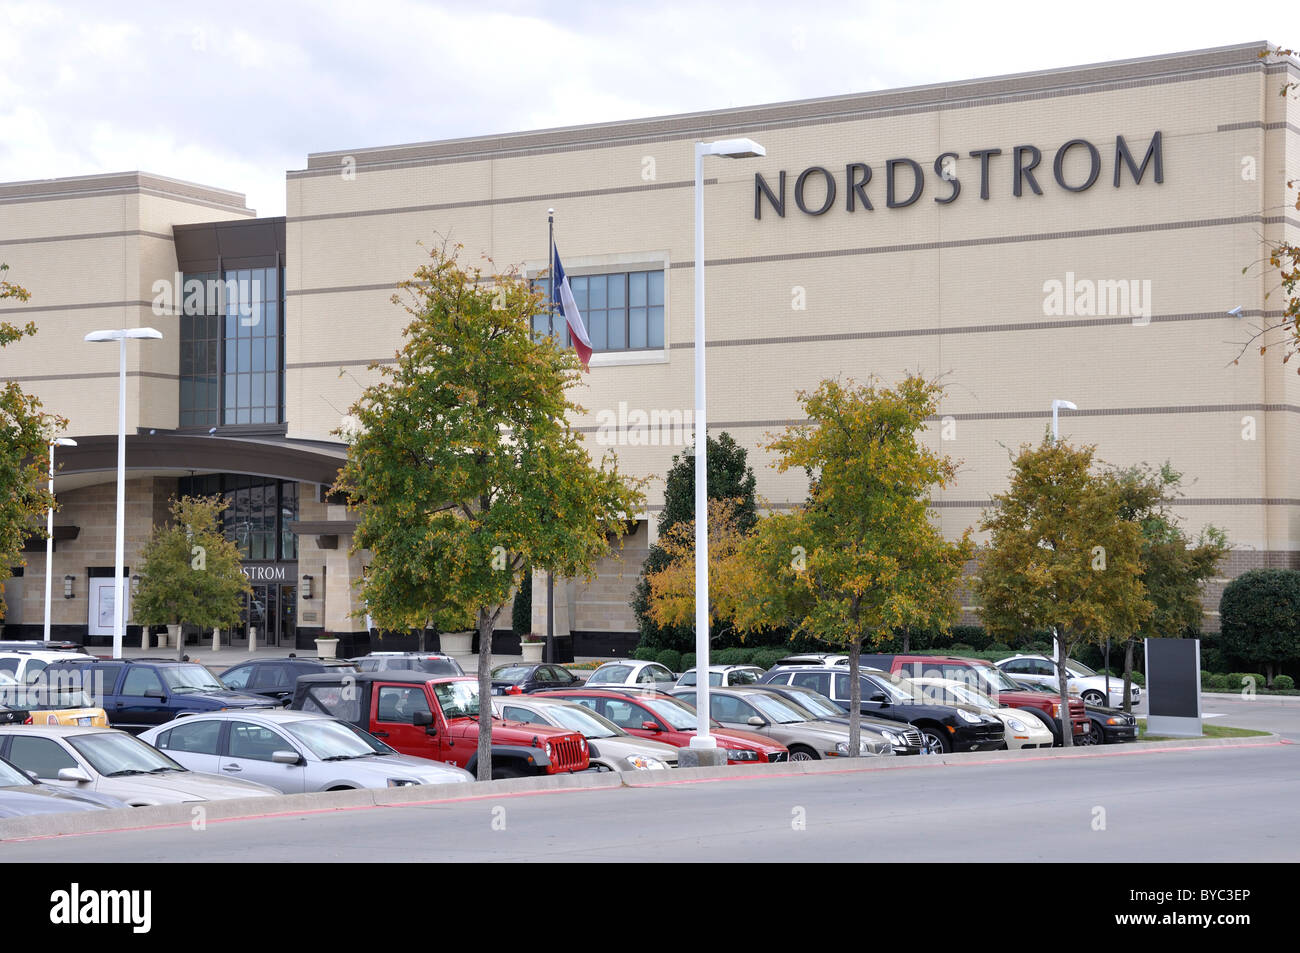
540;689;789;765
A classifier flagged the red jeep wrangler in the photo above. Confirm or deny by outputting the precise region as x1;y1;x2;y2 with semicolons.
291;671;588;778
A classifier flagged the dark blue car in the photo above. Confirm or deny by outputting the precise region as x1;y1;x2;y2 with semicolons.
43;658;270;734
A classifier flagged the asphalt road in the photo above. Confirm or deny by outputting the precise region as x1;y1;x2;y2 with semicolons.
3;738;1294;862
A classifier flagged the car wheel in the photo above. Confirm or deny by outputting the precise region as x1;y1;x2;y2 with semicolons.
1086;720;1106;746
788;745;819;761
919;727;950;754
1082;690;1107;706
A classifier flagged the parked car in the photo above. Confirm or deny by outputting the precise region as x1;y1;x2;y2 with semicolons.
771;654;850;667
859;653;1090;745
218;657;360;702
582;660;678;692
140;709;473;792
490;663;583;695
0;704;29;726
908;677;1056;749
355;652;465;676
0;640;87;655
491;696;679;771
995;654;1141;708
0;673;108;728
539;688;788;765
0;649;86;685
42;658;271;733
756;682;927;755
759;665;1006;754
0;725;280;806
674;665;766;689
0;754;126;817
1079;703;1138;746
290;671;589;778
669;686;894;759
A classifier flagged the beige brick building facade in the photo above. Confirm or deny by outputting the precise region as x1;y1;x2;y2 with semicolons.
1;42;1297;652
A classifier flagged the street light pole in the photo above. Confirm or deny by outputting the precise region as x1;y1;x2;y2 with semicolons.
43;437;77;642
690;137;765;753
1051;398;1077;443
85;327;163;659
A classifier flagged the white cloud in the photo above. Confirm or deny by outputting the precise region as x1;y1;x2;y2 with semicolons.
0;0;1286;217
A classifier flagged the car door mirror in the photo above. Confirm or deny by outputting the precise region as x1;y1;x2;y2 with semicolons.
270;750;301;765
869;692;888;703
413;710;433;727
746;715;766;728
143;690;166;700
57;767;92;783
640;720;661;732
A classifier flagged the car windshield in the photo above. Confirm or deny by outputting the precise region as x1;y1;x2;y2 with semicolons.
492;666;532;683
0;757;33;786
876;672;923;703
778;688;844;717
973;665;1024;694
587;665;630;684
924;682;994;709
677;671;697;686
432;681;480;719
747;694;809;724
1065;660;1097;677
284;719;394;758
69;732;185;776
643;696;710;730
539;704;621;739
161;665;225;693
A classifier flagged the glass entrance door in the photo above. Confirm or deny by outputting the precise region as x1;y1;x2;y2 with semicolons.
239;583;295;647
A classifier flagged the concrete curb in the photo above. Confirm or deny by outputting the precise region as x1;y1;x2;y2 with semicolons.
0;733;1281;841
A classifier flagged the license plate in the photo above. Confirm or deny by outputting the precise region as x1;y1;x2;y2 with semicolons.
77;717;92;726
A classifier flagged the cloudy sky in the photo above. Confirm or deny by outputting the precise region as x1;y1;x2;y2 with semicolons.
0;0;1287;216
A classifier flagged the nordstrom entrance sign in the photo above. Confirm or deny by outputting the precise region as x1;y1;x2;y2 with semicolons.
754;132;1163;219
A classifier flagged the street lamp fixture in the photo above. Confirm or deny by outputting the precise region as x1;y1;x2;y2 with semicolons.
1051;399;1077;443
691;137;766;754
43;437;77;641
85;327;163;658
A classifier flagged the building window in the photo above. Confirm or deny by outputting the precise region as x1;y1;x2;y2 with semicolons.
178;475;298;561
533;269;664;352
179;266;284;427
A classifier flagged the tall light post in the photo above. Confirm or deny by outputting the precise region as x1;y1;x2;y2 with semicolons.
691;137;765;754
43;437;77;641
84;328;163;659
1050;399;1077;443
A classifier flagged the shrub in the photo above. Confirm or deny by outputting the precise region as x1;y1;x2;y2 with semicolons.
1219;569;1300;685
682;653;696;670
655;649;682;673
949;625;990;649
751;648;786;670
1207;674;1230;691
510;570;532;634
1273;674;1296;691
716;647;748;665
632;646;658;662
948;643;976;655
988;642;1013;655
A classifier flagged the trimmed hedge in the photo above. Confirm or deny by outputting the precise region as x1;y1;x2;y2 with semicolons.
1274;675;1296;691
655;649;683;673
632;646;658;662
682;652;697;670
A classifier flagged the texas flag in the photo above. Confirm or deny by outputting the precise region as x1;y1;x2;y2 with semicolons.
551;246;592;371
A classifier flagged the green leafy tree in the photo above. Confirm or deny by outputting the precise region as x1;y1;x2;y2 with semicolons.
132;496;252;657
1;263;64;619
976;438;1152;745
1218;569;1300;686
630;432;757;652
1111;462;1230;709
334;244;645;780
511;568;532;636
650;376;974;755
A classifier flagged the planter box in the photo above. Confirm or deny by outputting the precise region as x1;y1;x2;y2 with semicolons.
520;641;544;662
315;638;340;659
439;631;474;655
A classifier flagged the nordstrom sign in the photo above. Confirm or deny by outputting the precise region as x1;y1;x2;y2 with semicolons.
753;132;1164;219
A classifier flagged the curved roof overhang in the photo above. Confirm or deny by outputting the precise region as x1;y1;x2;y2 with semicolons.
52;434;347;487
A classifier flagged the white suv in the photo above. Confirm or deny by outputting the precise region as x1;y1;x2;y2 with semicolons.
996;655;1140;708
0;649;84;685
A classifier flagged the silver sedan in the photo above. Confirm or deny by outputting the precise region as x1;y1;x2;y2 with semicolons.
139;710;474;792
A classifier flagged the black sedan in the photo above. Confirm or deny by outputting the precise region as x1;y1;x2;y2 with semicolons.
756;682;927;755
1080;703;1138;745
491;663;583;695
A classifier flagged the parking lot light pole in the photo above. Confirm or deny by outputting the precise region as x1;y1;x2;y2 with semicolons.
1050;398;1077;443
691;137;765;752
43;437;77;641
85;328;163;659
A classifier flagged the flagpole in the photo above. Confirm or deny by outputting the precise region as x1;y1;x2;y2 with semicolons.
546;208;556;665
